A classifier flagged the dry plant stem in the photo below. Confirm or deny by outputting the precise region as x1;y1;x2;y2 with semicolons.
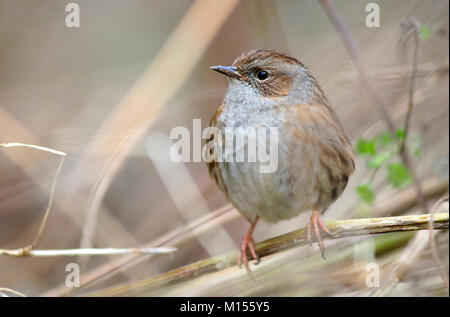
0;120;146;263
73;0;240;256
30;156;65;248
339;61;449;82
395;18;428;214
372;231;433;296
400;18;420;154
0;287;26;297
318;0;396;133
319;1;428;215
78;129;140;268
428;196;449;292
0;142;66;251
0;247;176;257
372;177;447;217
372;199;448;297
0;143;176;259
0;142;66;156
43;205;237;296
88;213;449;296
44;177;447;296
51;177;447;296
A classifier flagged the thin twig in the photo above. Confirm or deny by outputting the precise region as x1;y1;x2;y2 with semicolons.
45;176;448;296
428;196;449;292
0;287;26;297
371;198;448;297
400;18;420;155
400;19;420;152
77;127;142;270
44;205;237;297
0;142;66;250
396;18;428;214
338;61;449;82
0;142;177;259
372;177;448;217
318;0;396;133
71;0;240;256
30;155;66;248
0;142;66;157
372;230;428;296
0;247;176;257
88;213;449;296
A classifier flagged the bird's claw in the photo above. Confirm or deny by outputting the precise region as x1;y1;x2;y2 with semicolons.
238;233;259;277
307;210;332;260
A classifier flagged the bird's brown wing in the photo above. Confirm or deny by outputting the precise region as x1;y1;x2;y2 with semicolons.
206;103;229;196
284;101;355;211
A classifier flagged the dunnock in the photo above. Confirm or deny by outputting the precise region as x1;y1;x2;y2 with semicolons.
208;49;355;273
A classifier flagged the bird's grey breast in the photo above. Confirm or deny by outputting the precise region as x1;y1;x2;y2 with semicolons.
212;94;306;222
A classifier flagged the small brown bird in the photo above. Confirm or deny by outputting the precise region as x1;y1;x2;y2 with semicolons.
208;49;355;273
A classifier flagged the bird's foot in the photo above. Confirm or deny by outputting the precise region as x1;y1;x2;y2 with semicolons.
238;216;260;278
307;210;332;260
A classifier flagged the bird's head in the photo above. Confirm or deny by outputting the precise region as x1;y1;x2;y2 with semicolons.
210;49;317;106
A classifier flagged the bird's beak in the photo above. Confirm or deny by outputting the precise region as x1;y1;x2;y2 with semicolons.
210;65;244;80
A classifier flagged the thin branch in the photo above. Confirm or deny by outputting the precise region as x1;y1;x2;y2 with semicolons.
372;230;432;297
338;61;449;82
88;213;449;296
0;287;26;297
372;196;449;297
71;0;240;255
41;177;448;295
372;176;448;216
30;155;65;248
0;142;66;250
318;0;396;133
397;18;420;153
395;18;429;215
428;196;449;292
43;204;237;296
0;142;177;259
0;247;176;257
44;176;448;296
0;142;66;157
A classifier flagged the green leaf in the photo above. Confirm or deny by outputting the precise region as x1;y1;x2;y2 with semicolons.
356;184;376;203
376;132;393;147
386;163;412;188
396;129;405;139
356;138;376;156
367;152;391;169
419;24;431;40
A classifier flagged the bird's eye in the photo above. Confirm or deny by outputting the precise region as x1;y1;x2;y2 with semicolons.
256;70;269;81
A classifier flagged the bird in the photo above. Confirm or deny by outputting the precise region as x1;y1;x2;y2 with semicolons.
207;49;355;274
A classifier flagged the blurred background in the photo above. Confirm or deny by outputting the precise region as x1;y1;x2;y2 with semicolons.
0;0;448;297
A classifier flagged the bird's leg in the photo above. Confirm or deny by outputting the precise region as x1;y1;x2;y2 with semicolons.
307;210;331;260
238;216;260;276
